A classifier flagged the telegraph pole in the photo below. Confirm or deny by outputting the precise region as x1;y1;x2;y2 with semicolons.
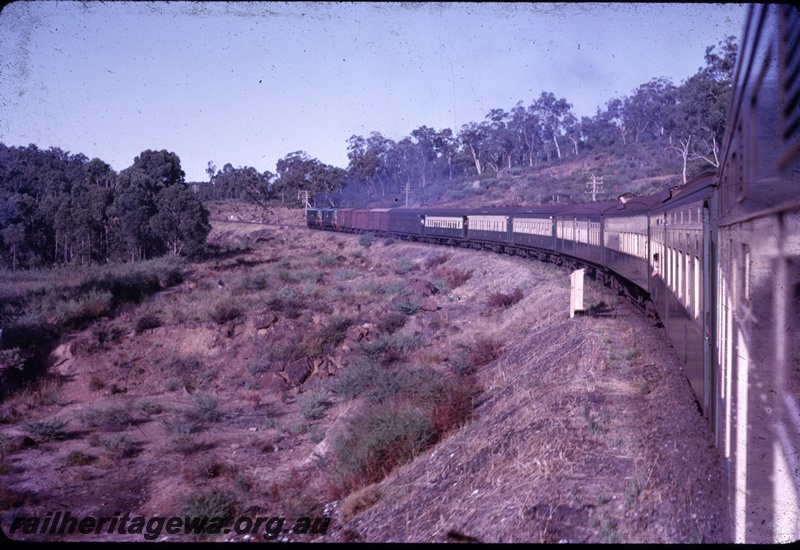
298;190;311;214
404;180;412;207
586;174;604;202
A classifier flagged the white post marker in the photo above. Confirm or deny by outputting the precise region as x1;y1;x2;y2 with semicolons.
570;268;584;318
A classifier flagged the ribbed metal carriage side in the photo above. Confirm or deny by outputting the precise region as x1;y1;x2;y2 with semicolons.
714;4;800;543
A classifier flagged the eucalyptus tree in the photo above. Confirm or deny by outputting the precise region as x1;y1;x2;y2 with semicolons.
409;125;438;189
457;121;487;175
483;108;517;170
127;149;185;189
109;180;157;262
200;163;273;204
432;127;459;180
621;78;678;144
509;101;542;167
0;144;209;268
385;137;421;197
150;183;211;256
346;133;394;199
605;98;628;145
562;112;581;156
237;166;275;209
531;92;574;161
274;151;344;205
669;36;736;182
112;149;208;261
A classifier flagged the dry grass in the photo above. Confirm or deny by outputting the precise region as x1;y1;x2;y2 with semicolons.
330;288;726;543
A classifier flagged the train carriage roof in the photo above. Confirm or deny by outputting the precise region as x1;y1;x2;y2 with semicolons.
604;192;663;217
557;200;620;216
467;204;567;217
388;207;471;218
650;171;716;212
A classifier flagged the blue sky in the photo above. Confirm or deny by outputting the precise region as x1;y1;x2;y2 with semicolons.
0;2;748;182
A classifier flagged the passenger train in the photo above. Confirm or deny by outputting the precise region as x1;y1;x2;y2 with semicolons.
306;5;799;543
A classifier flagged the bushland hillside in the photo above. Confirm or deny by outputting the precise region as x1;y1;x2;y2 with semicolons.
0;205;725;542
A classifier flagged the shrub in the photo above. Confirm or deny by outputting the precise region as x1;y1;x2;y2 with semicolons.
366;365;451;405
165;356;202;375
267;287;303;313
92;322;125;345
377;311;406;334
50;289;113;325
340;485;383;523
65;450;95;466
234;272;272;292
393;257;416;275
453;336;504;374
179;487;239;525
332;400;434;484
265;339;306;363
307;315;354;355
358;233;375;248
424;253;450;269
318;254;339;267
22;417;68;441
98;434;139;458
209;298;242;324
77;405;133;431
169;433;201;455
298;390;330;421
135;312;162;334
162;356;211;392
184;456;225;481
429;374;477;439
431;278;450;295
296;268;323;284
332;357;376;399
486;287;524;309
583;402;610;436
136;400;164;416
246;358;270;375
188;393;224;423
359;332;421;366
393;296;420;316
469;336;503;366
434;266;473;289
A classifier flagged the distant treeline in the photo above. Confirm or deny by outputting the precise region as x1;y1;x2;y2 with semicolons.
0;146;210;271
197;36;736;207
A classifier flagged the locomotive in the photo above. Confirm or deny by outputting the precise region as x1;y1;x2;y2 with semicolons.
306;4;799;543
